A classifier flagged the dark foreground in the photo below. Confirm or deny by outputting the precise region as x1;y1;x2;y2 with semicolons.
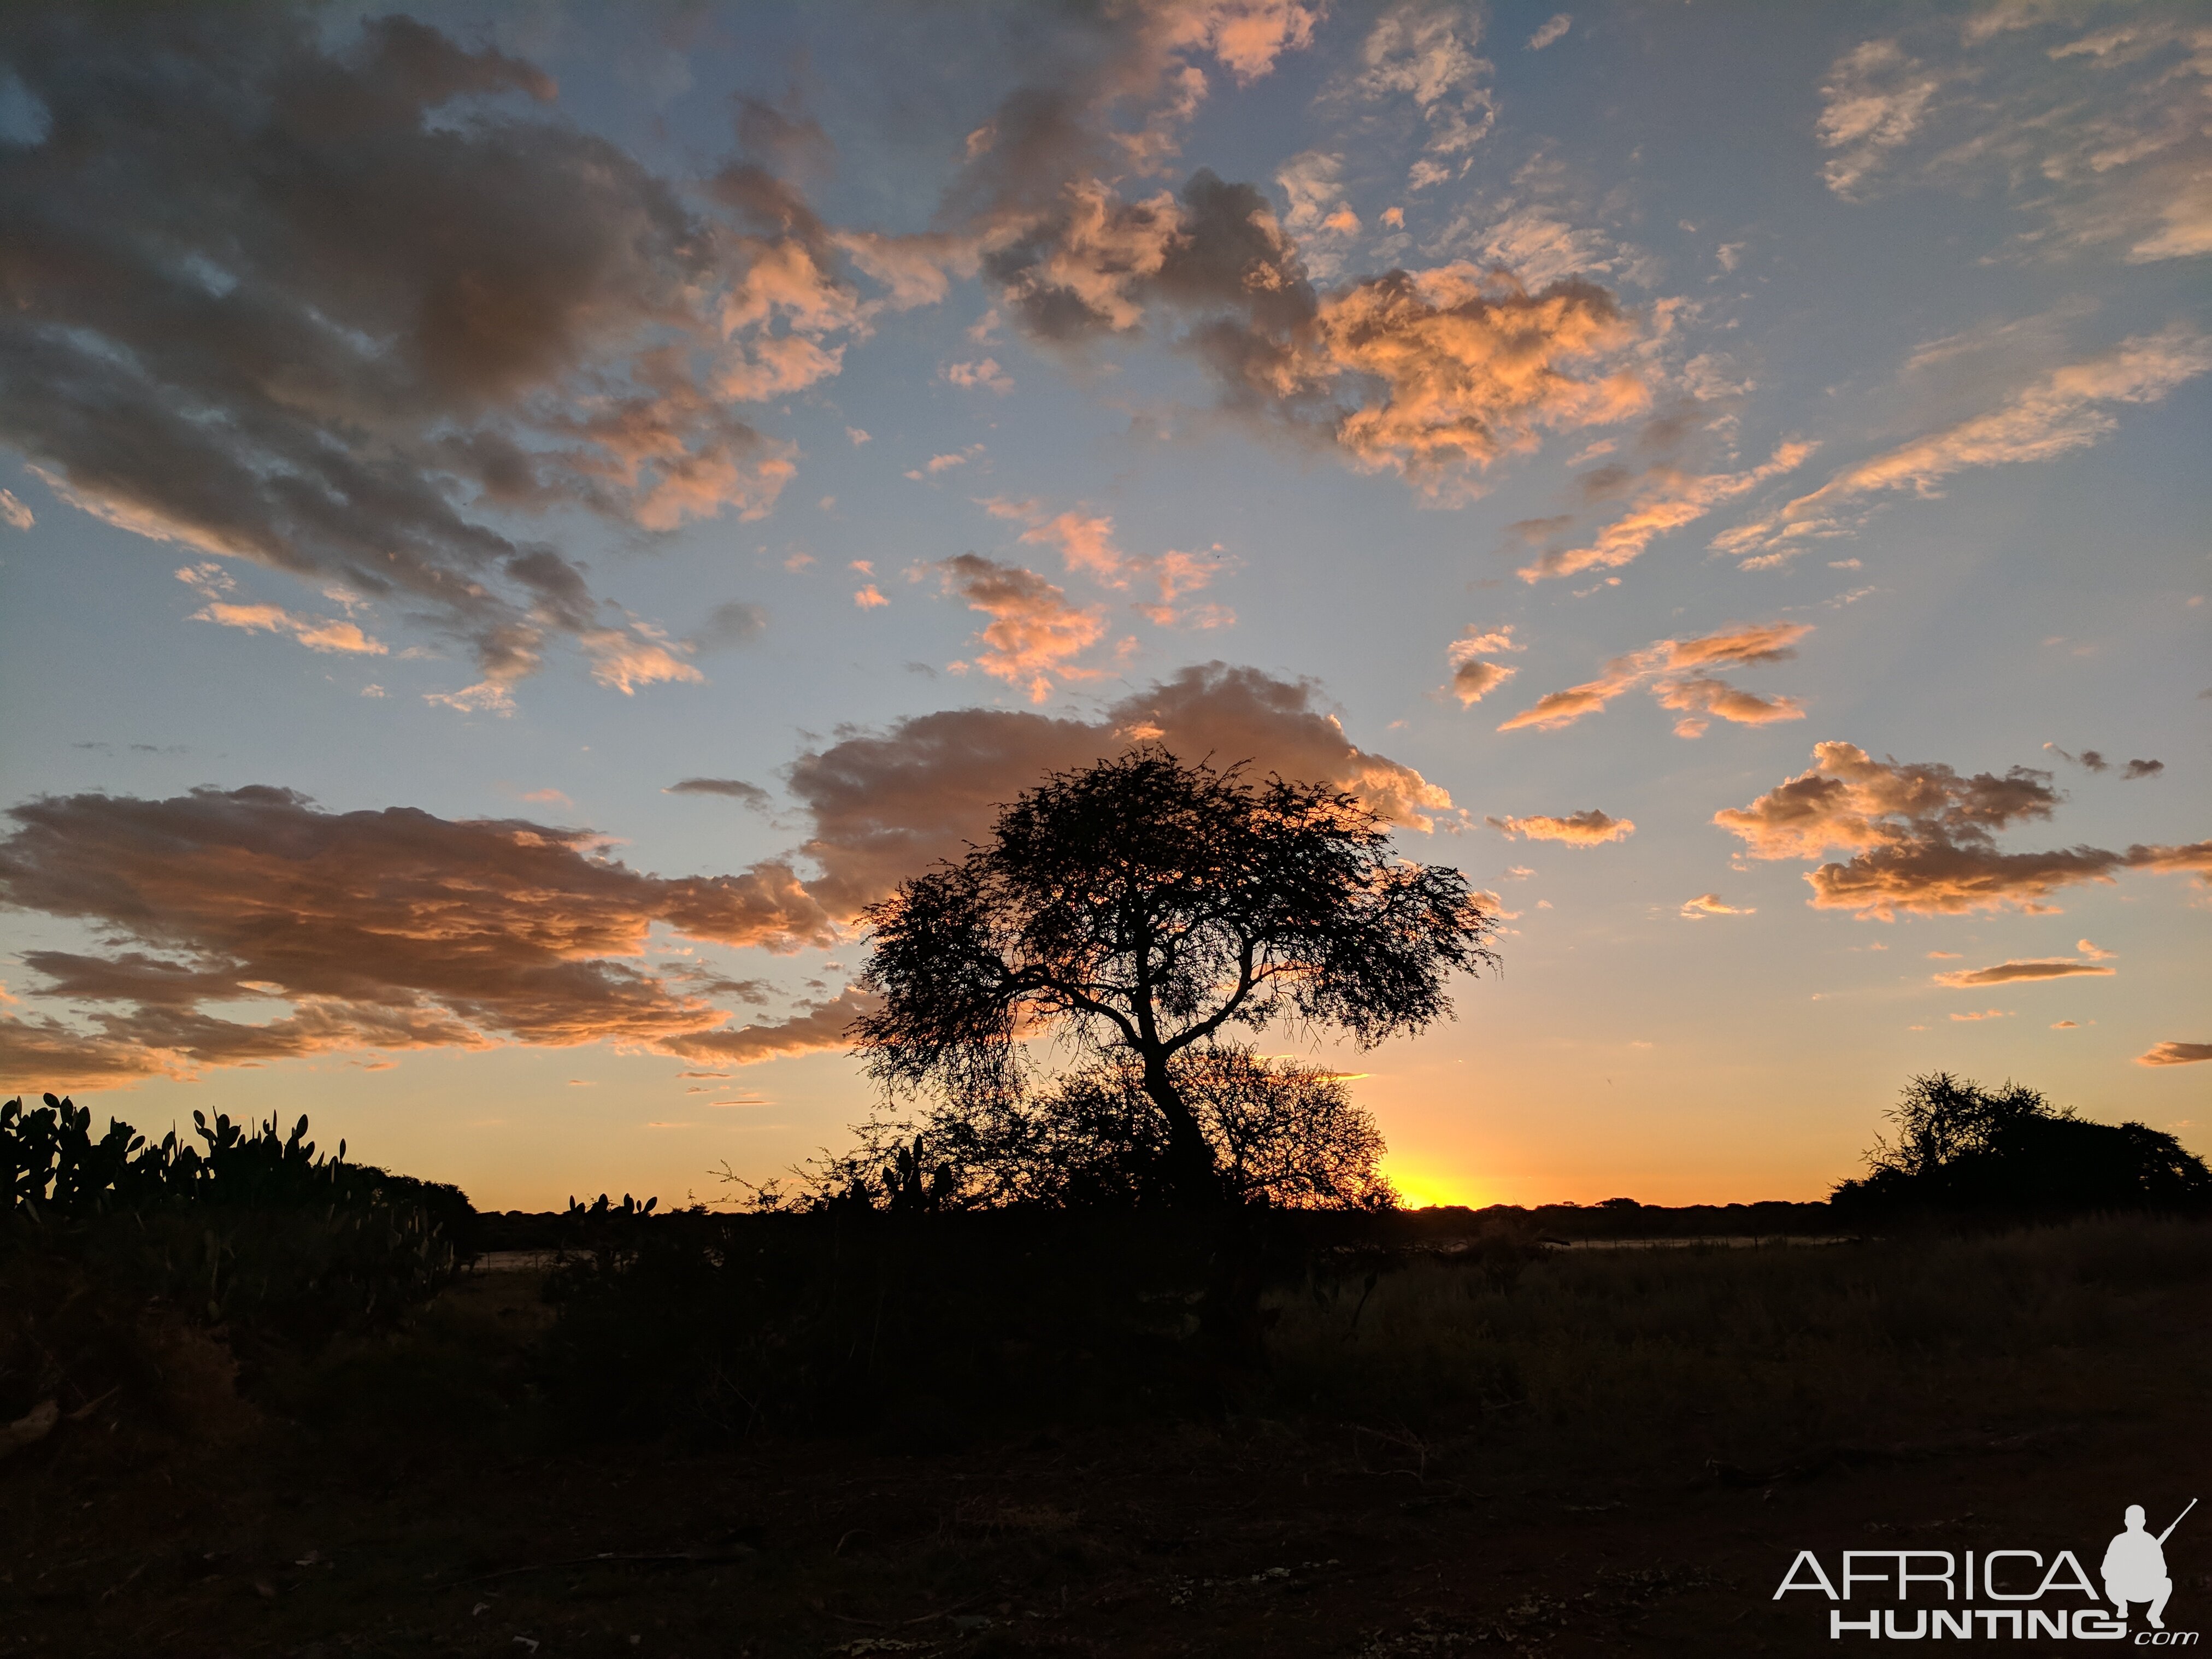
5;1217;2209;1657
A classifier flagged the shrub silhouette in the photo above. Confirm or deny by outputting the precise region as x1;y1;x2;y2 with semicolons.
1831;1072;2211;1218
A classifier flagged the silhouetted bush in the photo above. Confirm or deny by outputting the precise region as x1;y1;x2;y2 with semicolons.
3;1092;472;1337
1831;1072;2211;1220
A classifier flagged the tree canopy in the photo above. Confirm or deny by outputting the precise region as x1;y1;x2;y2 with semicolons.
850;749;1497;1205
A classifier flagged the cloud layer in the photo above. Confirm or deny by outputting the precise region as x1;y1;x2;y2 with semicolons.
0;784;842;1085
3;664;1458;1084
1816;13;2212;266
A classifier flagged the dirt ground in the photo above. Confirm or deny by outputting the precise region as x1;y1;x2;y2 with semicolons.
5;1257;2208;1658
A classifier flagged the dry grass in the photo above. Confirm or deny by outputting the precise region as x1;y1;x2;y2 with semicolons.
1266;1218;2212;1475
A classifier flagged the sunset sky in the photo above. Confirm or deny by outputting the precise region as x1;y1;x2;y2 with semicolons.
1;1;2206;1211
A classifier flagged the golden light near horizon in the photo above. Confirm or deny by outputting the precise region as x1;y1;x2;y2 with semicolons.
0;1;2207;1211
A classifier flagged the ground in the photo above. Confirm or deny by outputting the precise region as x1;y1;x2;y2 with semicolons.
5;1226;2209;1657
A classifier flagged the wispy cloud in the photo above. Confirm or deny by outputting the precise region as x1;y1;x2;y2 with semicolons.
1517;441;1815;583
1816;39;1944;200
177;564;387;656
945;357;1014;393
665;778;774;811
1498;620;1810;737
1680;893;1753;918
1714;328;2212;566
1340;4;1496;187
1527;15;1572;51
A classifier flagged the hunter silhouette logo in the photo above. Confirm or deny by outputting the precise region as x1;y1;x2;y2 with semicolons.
2108;1501;2194;1631
1775;1496;2198;1642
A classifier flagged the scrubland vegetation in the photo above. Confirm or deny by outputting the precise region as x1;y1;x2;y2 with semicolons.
5;1073;2209;1657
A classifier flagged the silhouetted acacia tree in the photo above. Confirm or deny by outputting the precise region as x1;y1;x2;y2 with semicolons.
851;750;1497;1206
1832;1071;2211;1215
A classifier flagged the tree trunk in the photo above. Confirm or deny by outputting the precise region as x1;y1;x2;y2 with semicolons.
1139;1049;1222;1209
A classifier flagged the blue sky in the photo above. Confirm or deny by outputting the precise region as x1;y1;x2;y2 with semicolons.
1;1;2205;1208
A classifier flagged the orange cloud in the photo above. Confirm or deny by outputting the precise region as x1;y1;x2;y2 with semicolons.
1302;266;1646;486
978;161;1642;493
1005;504;1233;628
945;357;1015;393
577;623;703;696
1498;620;1811;736
177;564;387;656
1716;740;2212;918
933;554;1107;702
1446;623;1523;705
1487;809;1634;846
2137;1041;2212;1067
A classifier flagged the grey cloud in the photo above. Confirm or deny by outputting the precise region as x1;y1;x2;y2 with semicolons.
787;662;1458;919
696;600;769;649
0;8;834;689
666;778;775;811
